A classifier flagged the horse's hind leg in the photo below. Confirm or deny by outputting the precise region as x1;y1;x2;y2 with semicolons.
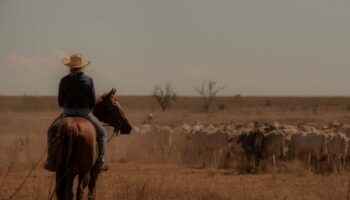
88;171;99;200
56;172;74;200
65;175;75;200
77;173;90;200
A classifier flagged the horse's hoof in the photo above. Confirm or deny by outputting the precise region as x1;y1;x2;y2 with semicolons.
93;163;108;172
100;164;108;172
43;162;55;172
88;194;95;200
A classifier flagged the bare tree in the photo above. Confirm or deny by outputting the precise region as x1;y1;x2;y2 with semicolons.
195;80;225;112
153;82;177;111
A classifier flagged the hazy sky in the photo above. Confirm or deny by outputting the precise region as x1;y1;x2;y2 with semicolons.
1;0;350;96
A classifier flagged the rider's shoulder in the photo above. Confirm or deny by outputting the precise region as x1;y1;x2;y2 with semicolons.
60;75;70;81
81;73;93;82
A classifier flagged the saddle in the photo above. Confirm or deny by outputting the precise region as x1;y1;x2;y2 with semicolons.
62;114;89;118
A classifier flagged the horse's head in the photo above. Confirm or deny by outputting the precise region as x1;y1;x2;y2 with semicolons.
93;88;132;134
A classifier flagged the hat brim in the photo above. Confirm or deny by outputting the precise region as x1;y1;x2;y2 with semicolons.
62;58;90;68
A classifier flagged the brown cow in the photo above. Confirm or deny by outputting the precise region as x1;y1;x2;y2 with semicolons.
237;129;264;172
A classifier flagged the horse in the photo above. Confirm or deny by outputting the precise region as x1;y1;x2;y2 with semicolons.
50;88;132;200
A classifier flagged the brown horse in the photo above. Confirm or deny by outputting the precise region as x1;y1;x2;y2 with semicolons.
51;88;132;200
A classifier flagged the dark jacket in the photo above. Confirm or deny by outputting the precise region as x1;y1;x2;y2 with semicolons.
58;72;96;109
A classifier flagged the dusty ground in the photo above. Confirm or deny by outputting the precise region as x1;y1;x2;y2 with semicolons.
1;96;350;200
2;162;350;200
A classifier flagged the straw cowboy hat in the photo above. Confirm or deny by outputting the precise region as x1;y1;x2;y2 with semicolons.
61;53;90;68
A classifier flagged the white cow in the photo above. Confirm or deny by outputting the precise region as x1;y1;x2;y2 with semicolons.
336;124;350;138
288;131;328;170
326;133;348;173
168;124;192;164
189;128;229;168
279;124;298;135
261;130;287;170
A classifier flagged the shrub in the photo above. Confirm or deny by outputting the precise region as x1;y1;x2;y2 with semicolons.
153;83;177;111
195;80;225;112
264;100;272;106
346;104;350;111
218;103;226;110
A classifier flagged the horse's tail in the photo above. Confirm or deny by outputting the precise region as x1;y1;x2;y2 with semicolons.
57;122;78;176
61;124;76;171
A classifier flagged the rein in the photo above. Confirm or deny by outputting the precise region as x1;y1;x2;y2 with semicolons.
102;121;121;142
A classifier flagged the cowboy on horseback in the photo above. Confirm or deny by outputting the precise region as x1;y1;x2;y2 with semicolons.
44;53;107;172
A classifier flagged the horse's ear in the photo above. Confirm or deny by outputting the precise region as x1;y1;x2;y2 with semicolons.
108;88;116;97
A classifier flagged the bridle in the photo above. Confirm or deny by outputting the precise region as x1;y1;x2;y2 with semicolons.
103;120;122;142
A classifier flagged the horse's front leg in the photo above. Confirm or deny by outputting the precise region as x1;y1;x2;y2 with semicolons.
88;171;100;200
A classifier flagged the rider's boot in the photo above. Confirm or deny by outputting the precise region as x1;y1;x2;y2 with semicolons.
95;139;108;171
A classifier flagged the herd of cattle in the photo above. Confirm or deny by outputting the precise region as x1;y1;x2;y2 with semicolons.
112;121;350;173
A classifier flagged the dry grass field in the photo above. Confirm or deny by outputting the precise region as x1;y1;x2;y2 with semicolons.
2;96;350;200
